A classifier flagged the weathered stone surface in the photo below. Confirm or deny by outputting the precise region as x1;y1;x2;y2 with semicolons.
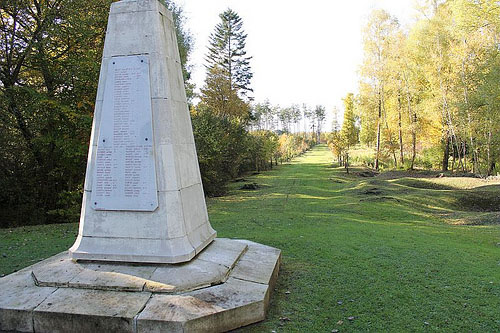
32;255;84;287
135;295;220;332
68;268;148;292
0;239;281;332
137;278;268;333
147;259;226;293
196;238;247;269
0;270;56;332
33;288;151;333
32;239;247;294
232;240;282;285
70;0;217;264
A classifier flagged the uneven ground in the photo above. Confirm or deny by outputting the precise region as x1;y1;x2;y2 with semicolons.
1;145;500;332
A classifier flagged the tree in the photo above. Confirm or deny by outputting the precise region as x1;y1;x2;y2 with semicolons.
360;9;399;170
313;105;326;143
205;8;252;100
0;0;195;227
340;93;359;172
199;65;249;120
0;0;112;226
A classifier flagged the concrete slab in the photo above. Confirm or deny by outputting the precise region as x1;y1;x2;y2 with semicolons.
68;268;148;292
196;238;247;269
136;278;268;333
232;240;282;285
1;239;280;332
33;288;151;333
32;255;84;287
147;259;227;293
31;239;247;294
0;270;56;332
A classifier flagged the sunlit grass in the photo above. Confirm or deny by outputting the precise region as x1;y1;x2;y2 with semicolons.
1;145;499;332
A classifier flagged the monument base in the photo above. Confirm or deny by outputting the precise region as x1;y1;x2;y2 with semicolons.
0;239;280;333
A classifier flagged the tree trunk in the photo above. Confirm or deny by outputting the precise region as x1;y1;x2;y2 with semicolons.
442;133;450;172
345;152;349;174
397;92;404;167
375;94;382;170
411;116;416;170
487;123;492;175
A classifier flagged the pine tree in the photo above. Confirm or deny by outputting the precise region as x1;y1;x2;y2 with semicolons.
206;8;253;99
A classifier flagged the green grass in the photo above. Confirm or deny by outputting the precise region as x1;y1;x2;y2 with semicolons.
1;144;500;332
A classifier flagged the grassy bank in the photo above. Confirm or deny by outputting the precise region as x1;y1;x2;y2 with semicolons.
1;145;499;332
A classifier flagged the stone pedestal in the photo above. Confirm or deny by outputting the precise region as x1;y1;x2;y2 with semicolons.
69;0;216;264
0;239;281;333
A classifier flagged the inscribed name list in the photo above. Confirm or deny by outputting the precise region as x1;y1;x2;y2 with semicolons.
91;55;158;211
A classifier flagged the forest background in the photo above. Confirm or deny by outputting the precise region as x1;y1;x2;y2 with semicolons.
0;0;499;228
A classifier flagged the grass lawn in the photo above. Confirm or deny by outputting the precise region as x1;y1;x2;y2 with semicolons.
1;144;499;332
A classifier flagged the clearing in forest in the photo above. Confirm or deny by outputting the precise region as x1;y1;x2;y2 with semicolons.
1;144;499;332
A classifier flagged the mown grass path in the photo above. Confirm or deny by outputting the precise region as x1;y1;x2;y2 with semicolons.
1;145;499;332
209;145;500;332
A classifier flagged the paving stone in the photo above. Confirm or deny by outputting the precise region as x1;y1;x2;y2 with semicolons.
136;278;268;333
0;270;56;332
68;267;149;292
1;239;281;332
147;259;227;293
232;240;282;285
196;238;247;269
33;288;151;333
32;254;84;287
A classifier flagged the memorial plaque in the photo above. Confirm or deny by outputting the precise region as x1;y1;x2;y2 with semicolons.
91;55;158;211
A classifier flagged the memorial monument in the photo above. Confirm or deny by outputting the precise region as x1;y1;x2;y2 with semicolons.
0;0;280;332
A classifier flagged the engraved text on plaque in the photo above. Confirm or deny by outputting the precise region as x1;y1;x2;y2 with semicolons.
91;55;158;211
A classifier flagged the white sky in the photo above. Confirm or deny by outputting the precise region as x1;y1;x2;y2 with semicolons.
179;0;418;130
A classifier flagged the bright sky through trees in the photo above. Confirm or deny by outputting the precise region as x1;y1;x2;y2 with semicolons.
181;0;416;129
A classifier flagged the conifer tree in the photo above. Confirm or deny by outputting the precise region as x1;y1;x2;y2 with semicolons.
206;8;253;99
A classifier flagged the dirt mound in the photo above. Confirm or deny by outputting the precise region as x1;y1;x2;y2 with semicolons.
394;179;456;190
360;187;383;195
240;183;260;190
454;192;500;212
355;170;379;178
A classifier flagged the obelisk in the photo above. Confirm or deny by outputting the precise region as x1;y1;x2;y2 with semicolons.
69;0;216;263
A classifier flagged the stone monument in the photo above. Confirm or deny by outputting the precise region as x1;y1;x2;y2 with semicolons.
0;1;280;332
68;0;216;264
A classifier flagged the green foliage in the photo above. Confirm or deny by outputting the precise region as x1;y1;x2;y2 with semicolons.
0;0;194;227
199;66;250;120
0;0;110;227
205;8;253;99
340;93;358;148
191;107;248;196
191;104;312;196
356;2;500;174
